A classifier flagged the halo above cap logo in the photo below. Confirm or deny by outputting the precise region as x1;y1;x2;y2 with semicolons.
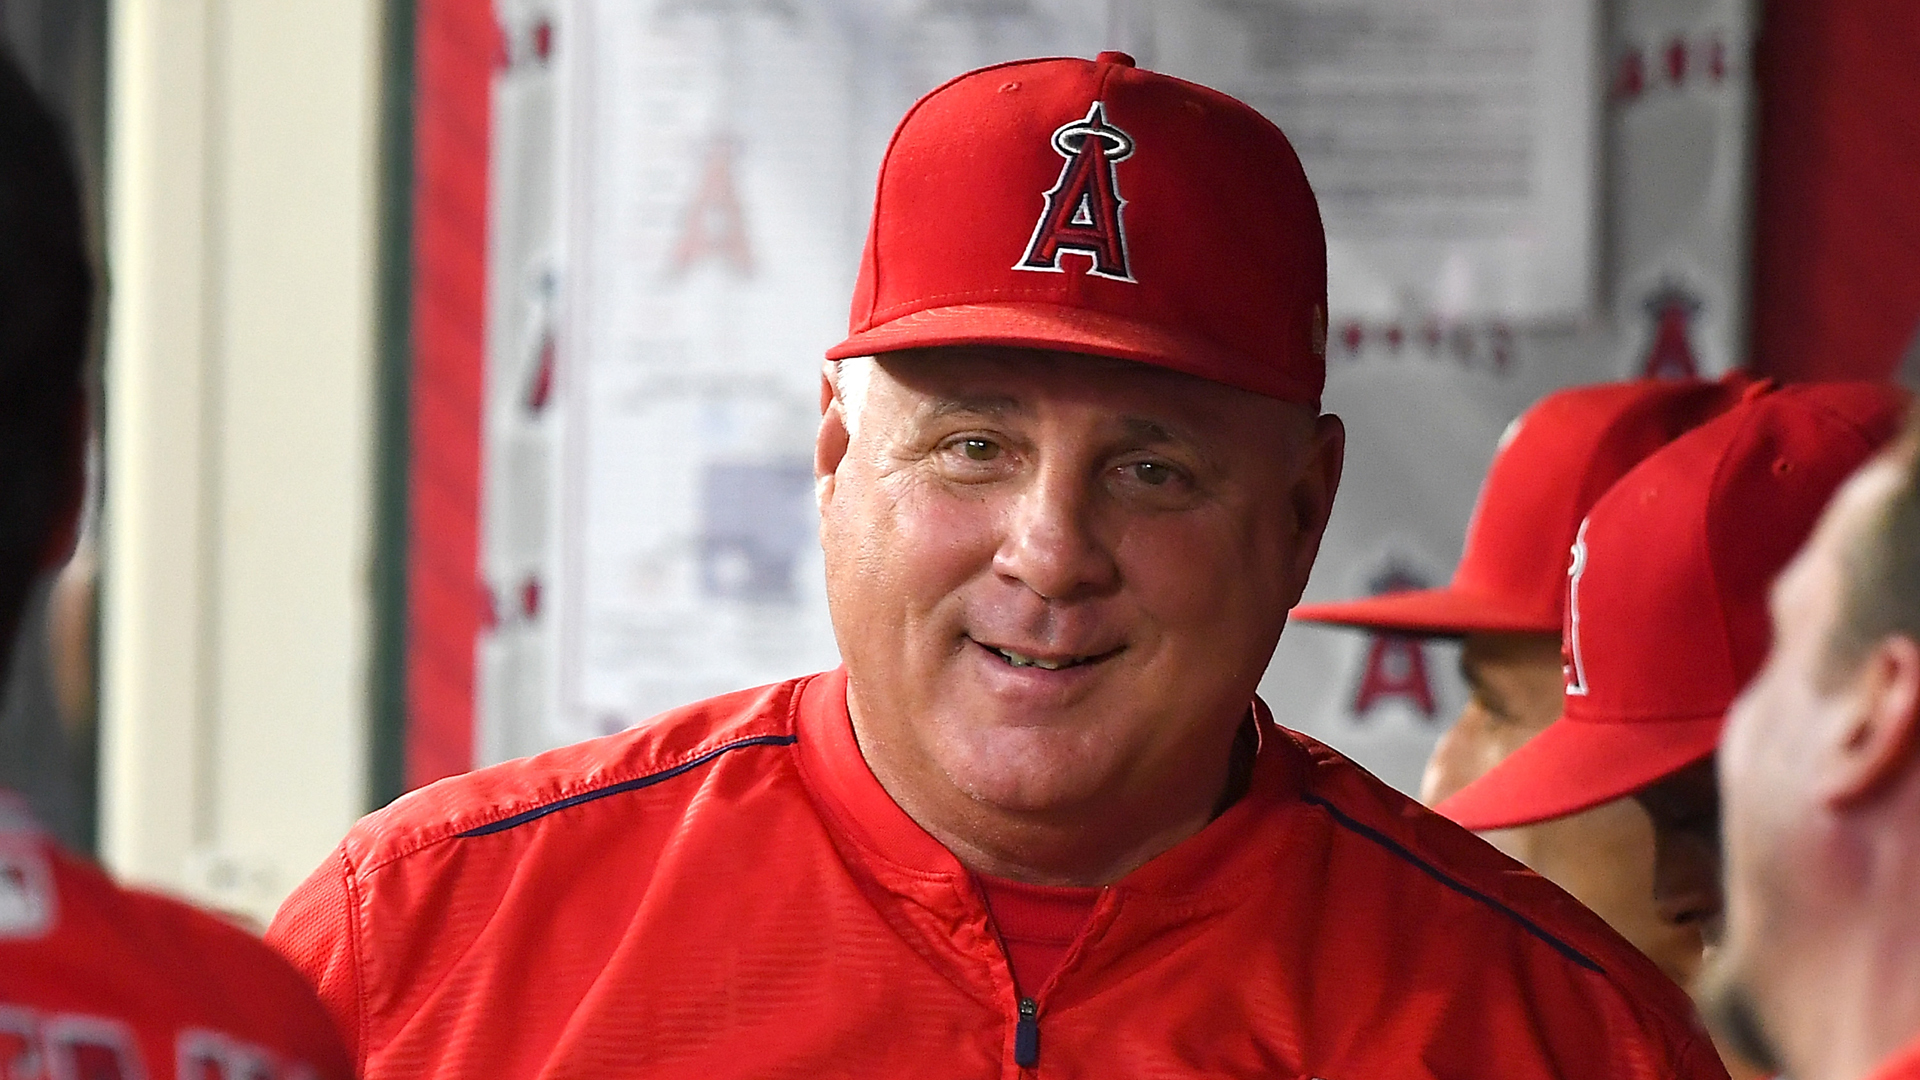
1016;101;1137;283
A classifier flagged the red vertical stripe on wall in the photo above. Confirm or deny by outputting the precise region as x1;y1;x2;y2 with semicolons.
1749;0;1920;382
405;0;492;790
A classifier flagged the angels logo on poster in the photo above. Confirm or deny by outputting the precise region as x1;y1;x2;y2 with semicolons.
1349;567;1441;722
1272;549;1464;793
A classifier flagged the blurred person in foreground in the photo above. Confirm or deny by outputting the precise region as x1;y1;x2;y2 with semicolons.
0;50;352;1080
1294;375;1749;998
1434;380;1908;1055
271;53;1725;1079
1707;411;1920;1080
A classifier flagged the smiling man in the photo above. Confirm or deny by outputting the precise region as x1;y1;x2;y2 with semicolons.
1710;417;1920;1080
272;54;1725;1079
817;348;1334;887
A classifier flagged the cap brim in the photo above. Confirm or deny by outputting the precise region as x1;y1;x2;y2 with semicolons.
1434;712;1724;831
1291;586;1558;637
826;301;1321;407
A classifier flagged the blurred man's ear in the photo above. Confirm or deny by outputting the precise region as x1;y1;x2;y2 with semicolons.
1281;412;1345;607
38;393;87;570
1825;633;1920;807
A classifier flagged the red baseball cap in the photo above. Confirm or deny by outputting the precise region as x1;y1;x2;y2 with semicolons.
1438;381;1911;831
826;52;1328;408
1292;375;1754;636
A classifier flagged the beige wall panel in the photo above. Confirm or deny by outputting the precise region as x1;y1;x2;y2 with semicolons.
101;0;383;924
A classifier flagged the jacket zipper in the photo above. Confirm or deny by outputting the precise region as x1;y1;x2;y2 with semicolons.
1014;996;1040;1069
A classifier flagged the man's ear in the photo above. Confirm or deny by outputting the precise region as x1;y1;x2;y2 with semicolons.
815;363;850;510
1283;412;1345;606
38;393;87;570
1826;634;1920;807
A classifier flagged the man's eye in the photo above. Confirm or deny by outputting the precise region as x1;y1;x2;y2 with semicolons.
1130;461;1174;486
960;438;999;461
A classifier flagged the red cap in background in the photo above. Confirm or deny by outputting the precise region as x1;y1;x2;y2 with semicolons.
827;52;1328;407
1438;381;1911;831
1291;376;1754;636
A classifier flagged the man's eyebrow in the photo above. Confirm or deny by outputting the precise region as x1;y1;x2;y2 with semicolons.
1113;415;1231;475
1116;416;1185;444
919;394;1025;421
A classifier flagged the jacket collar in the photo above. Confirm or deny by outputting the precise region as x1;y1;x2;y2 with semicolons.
792;666;1309;901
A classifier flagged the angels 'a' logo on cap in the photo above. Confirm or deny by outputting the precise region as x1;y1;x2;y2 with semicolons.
1015;101;1136;282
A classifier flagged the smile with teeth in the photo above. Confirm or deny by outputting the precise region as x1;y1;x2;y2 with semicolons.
982;643;1111;670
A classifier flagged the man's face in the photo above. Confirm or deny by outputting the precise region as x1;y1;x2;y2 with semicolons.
1706;458;1902;1068
816;348;1341;827
1430;633;1705;986
1633;758;1724;948
1423;632;1565;806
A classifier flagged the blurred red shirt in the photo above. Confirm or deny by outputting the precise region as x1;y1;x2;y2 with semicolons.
0;797;353;1080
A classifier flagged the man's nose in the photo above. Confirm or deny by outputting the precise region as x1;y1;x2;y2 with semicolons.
992;464;1120;601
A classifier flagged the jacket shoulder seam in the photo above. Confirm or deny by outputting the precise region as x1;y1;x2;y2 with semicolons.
450;733;799;838
1300;791;1604;974
346;681;810;875
340;845;370;1076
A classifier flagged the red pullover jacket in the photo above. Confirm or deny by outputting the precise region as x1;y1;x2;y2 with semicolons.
0;799;353;1080
1876;1041;1920;1080
271;670;1727;1079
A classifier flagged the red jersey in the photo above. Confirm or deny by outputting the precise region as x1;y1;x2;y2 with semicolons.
1871;1038;1920;1080
271;669;1727;1079
0;799;353;1080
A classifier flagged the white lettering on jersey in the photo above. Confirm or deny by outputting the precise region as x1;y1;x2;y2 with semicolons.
41;1012;143;1080
1;1004;44;1080
1564;518;1592;696
0;1005;322;1080
0;844;54;940
178;1028;282;1080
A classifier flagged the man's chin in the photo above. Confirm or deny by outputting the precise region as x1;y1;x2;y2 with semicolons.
1696;947;1785;1077
939;728;1116;815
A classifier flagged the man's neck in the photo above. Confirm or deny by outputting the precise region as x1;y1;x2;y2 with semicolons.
854;718;1257;888
1778;891;1920;1080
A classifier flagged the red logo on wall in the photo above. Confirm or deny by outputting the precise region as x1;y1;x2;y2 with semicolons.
1641;283;1703;378
670;136;754;277
1350;567;1438;721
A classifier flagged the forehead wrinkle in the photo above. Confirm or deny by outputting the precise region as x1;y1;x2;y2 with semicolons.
1116;415;1181;445
1112;413;1238;478
917;393;1025;424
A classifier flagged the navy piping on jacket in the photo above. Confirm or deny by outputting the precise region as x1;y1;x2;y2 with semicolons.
450;734;1602;975
454;734;800;838
1300;792;1605;975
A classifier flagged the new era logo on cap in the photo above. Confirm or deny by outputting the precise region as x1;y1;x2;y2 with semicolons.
827;51;1328;407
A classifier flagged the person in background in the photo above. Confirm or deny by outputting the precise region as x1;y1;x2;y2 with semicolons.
1294;375;1748;996
0;49;352;1080
272;52;1725;1080
1434;380;1908;1073
1709;410;1920;1080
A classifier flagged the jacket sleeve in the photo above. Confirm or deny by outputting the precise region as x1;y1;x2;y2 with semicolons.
1672;1024;1734;1080
267;846;366;1074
